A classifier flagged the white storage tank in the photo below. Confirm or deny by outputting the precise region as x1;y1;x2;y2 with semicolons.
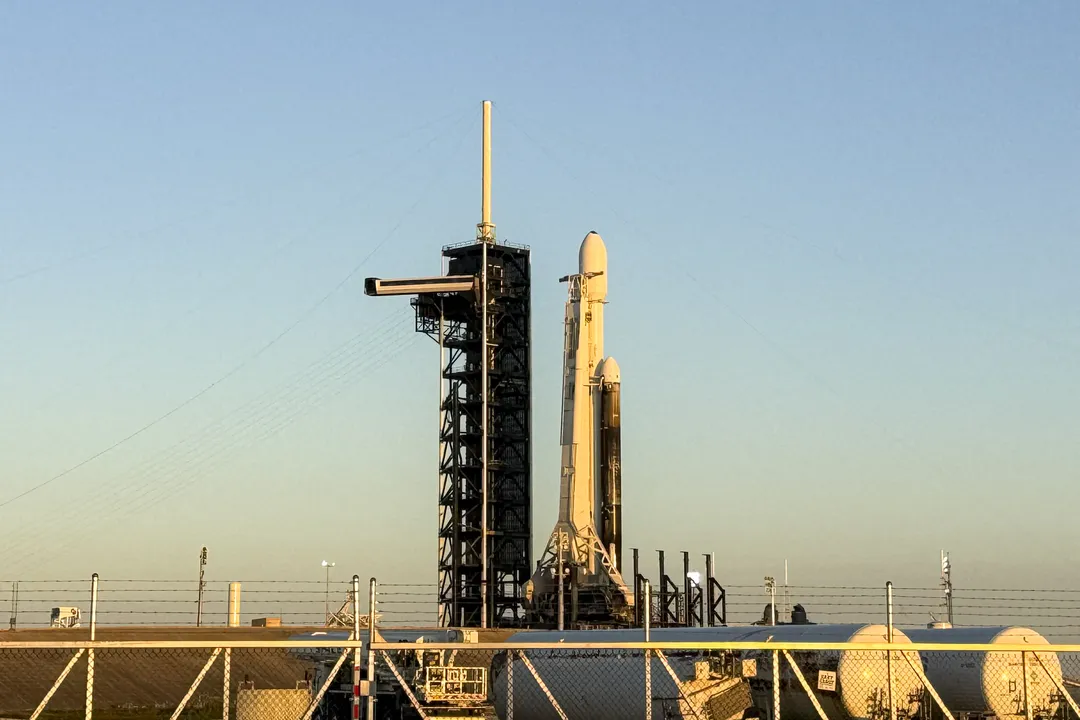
492;627;752;720
736;624;925;720
903;626;1063;719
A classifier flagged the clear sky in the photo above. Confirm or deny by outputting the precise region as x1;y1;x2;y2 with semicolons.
1;2;1077;599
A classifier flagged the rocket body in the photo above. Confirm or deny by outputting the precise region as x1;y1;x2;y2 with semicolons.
556;232;622;573
529;230;631;623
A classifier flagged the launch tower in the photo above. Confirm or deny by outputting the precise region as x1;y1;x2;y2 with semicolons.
364;102;532;628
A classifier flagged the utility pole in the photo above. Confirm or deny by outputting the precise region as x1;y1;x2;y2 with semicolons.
196;547;207;627
8;582;17;630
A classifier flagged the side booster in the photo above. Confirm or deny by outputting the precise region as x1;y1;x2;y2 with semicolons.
597;357;621;567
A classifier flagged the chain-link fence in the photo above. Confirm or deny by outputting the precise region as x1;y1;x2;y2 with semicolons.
3;636;1080;720
0;643;347;720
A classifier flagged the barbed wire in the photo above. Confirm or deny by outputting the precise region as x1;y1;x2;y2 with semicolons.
4;578;1080;639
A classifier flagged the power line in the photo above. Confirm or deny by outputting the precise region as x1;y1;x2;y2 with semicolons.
7;111;475;421
0;104;474;287
3;316;417;570
499;102;1078;362
0;110;476;515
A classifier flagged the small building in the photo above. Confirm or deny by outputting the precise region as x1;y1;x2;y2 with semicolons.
251;616;282;627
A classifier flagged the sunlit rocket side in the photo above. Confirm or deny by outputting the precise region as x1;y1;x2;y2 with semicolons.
559;232;607;539
528;231;632;623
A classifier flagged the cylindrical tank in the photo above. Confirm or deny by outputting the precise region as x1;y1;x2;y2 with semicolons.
737;624;924;720
598;357;621;569
228;582;241;627
903;626;1063;719
493;627;752;719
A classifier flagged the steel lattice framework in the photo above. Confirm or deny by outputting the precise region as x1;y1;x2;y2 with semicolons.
413;240;532;628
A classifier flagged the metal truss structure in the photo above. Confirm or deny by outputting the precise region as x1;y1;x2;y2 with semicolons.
412;240;532;628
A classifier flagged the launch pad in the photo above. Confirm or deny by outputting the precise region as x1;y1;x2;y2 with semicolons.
365;101;635;629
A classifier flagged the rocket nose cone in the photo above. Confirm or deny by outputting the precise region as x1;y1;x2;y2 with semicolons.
578;232;608;299
579;232;606;274
599;356;621;383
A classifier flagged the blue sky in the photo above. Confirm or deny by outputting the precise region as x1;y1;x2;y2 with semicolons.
0;2;1077;598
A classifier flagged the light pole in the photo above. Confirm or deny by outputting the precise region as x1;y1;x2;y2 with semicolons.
322;561;335;625
765;576;776;625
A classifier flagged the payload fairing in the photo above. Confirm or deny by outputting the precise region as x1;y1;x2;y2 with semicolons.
526;231;634;624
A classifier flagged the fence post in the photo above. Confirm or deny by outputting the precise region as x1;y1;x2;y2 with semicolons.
224;579;237;720
366;578;377;720
89;574;99;639
86;573;98;720
222;648;231;720
1022;651;1032;720
506;649;514;720
352;575;361;720
772;650;780;720
644;579;652;720
886;581;896;720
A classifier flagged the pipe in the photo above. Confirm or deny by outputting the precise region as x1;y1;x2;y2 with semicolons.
658;551;666;627
632;548;640;627
643;580;651;642
682;552;691;627
705;554;715;627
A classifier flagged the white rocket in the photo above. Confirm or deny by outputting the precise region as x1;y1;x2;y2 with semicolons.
528;231;633;623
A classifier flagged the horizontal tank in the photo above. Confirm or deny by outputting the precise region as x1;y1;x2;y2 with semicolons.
736;624;924;720
493;625;922;720
903;626;1063;719
493;627;750;719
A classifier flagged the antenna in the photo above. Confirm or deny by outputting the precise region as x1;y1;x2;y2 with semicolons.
477;100;495;243
764;576;776;626
196;546;207;627
477;100;492;626
8;582;17;630
940;550;953;625
783;559;791;619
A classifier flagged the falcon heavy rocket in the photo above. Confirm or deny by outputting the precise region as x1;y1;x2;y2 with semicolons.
526;231;634;625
